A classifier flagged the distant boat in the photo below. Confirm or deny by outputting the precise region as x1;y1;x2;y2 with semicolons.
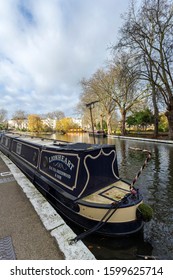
0;132;152;239
88;130;107;138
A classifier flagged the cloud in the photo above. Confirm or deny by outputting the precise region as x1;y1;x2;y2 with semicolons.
0;0;129;118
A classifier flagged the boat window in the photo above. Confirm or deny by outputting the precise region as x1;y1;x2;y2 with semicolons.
1;136;9;147
16;143;22;155
5;138;9;147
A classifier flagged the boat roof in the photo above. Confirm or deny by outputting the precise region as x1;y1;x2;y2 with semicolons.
3;133;113;151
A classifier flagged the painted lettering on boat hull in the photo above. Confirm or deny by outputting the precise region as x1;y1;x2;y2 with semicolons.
40;150;80;190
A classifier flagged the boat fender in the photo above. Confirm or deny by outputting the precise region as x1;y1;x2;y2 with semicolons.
136;203;153;222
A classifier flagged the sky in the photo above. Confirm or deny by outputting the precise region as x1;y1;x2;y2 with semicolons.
0;0;131;119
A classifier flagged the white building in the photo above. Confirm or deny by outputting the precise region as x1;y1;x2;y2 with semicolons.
72;118;82;127
8;118;28;130
41;118;56;130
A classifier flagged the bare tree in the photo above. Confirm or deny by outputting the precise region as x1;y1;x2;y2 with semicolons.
109;53;146;135
0;109;8;129
0;109;8;123
12;110;27;129
115;0;173;139
80;70;117;134
79;78;104;131
79;52;146;135
45;110;65;120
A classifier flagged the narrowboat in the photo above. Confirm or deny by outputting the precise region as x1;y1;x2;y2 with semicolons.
88;130;107;138
0;132;151;238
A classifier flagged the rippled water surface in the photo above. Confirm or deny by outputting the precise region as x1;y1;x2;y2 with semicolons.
38;132;173;259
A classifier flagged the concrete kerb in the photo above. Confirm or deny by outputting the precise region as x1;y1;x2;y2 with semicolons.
108;134;173;144
0;152;96;260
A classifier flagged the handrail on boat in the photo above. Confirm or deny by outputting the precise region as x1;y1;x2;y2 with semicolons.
129;148;152;191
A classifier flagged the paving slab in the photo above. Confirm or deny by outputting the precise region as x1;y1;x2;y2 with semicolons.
0;156;65;260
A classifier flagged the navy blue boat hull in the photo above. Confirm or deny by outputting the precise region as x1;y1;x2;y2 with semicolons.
0;133;144;237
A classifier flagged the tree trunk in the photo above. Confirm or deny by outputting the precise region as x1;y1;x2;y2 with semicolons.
100;115;103;130
165;97;173;140
152;87;159;138
121;110;126;136
107;113;112;135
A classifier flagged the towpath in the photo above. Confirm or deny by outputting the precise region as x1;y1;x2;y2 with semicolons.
0;153;95;260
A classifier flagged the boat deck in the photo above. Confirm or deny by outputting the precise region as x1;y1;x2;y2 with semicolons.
82;180;130;204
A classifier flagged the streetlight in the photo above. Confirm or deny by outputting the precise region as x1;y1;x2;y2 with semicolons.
86;100;99;144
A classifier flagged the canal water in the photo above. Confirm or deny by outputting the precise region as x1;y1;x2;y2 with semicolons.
38;132;173;260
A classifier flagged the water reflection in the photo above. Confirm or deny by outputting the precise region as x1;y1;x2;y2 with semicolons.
66;220;154;260
86;234;154;260
36;132;173;259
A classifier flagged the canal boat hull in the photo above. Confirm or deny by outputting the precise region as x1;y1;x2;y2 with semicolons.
0;133;144;237
88;130;107;138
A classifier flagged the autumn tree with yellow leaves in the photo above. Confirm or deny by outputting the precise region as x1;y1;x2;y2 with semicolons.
28;114;43;132
56;117;79;133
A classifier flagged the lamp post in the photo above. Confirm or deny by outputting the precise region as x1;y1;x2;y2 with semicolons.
86;100;99;144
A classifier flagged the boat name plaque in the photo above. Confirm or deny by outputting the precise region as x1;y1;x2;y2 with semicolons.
40;151;80;190
48;154;74;171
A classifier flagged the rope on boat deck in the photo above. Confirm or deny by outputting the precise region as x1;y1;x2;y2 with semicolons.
129;148;152;191
69;200;123;244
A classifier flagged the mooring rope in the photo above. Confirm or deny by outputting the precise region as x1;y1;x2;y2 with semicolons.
69;204;116;244
129;148;152;191
69;199;124;244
